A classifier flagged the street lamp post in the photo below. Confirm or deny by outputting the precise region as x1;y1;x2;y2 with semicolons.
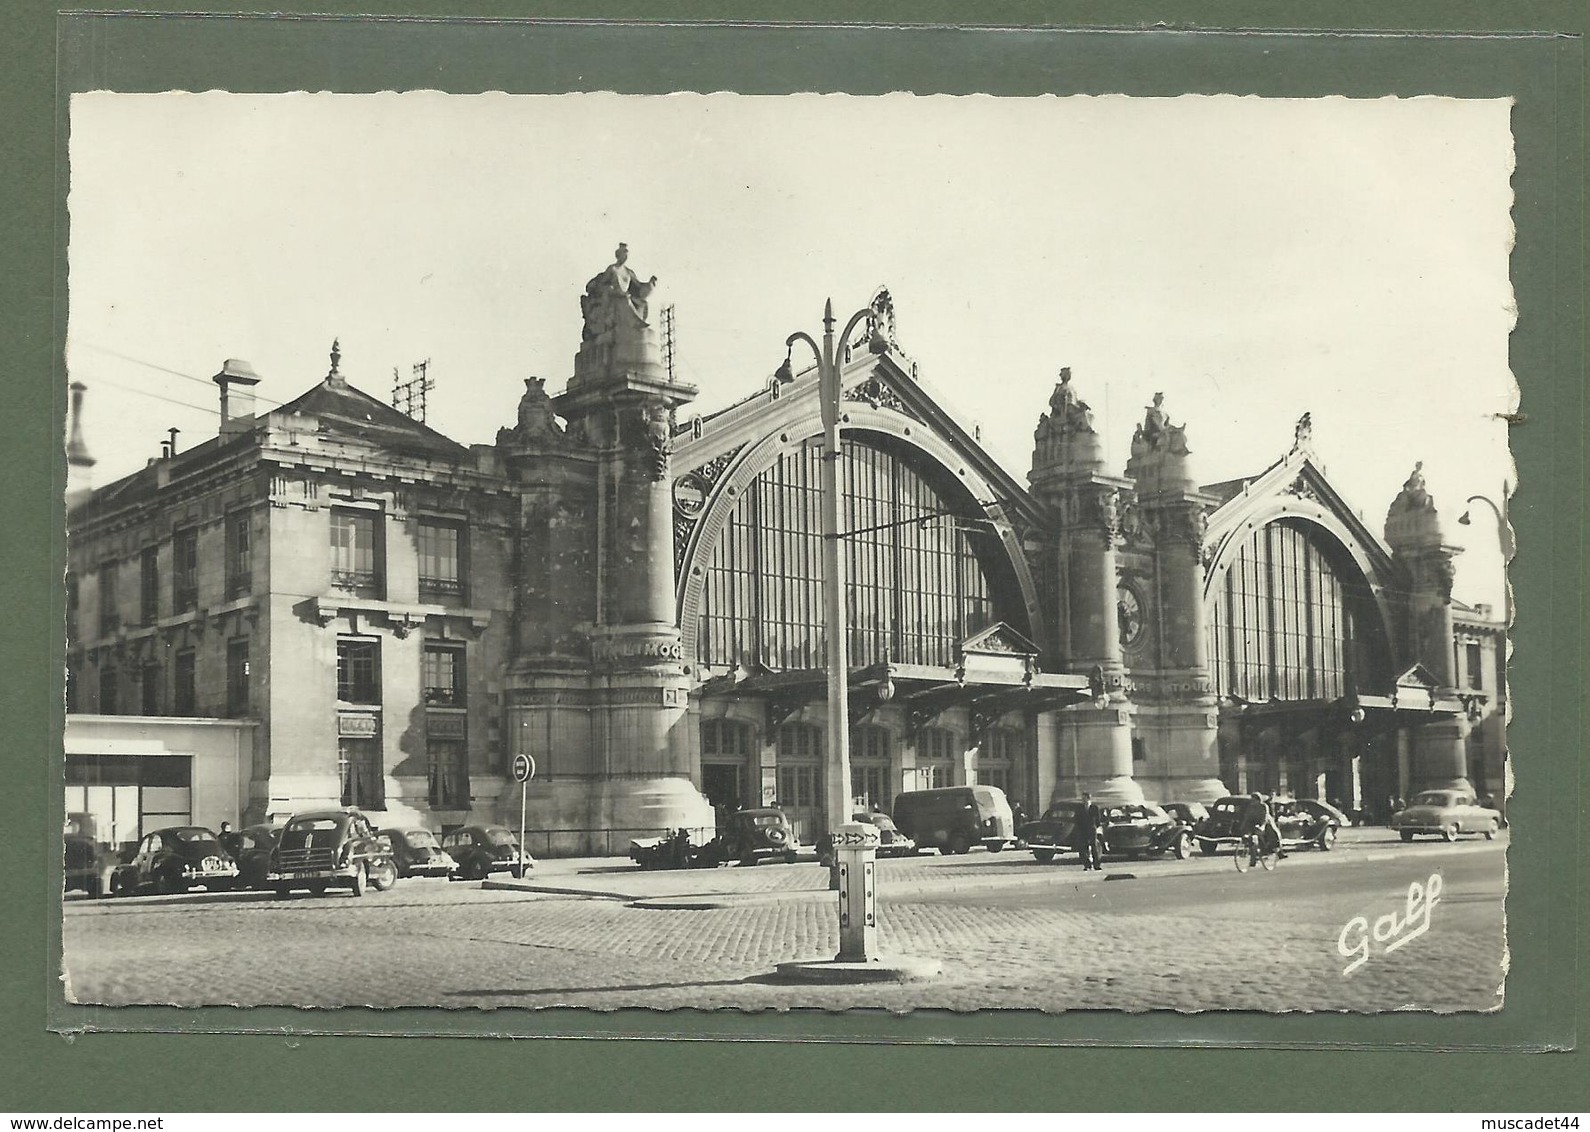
1457;491;1513;627
779;299;889;836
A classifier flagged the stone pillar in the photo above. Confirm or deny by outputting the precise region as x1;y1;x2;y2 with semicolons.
1028;370;1141;804
1123;392;1226;804
1384;463;1473;795
493;247;716;852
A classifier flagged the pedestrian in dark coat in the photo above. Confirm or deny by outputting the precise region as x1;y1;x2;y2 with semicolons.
1075;792;1104;871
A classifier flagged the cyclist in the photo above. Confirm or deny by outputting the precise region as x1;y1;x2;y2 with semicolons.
1247;792;1288;860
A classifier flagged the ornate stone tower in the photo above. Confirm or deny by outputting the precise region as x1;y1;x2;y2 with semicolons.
1384;462;1473;794
500;245;709;851
1028;370;1141;803
1120;393;1226;803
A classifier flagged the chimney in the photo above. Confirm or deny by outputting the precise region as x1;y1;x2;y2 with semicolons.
212;358;262;437
65;381;96;511
167;427;181;456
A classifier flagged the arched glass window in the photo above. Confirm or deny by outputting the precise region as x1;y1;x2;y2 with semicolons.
915;726;959;790
697;438;1016;669
1209;520;1391;702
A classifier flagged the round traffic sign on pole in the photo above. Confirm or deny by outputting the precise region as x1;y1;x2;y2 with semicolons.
511;753;535;784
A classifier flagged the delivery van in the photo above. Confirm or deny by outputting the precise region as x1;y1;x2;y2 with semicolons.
891;785;1015;855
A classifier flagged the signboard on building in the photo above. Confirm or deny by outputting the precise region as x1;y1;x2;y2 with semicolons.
426;714;467;740
337;713;379;739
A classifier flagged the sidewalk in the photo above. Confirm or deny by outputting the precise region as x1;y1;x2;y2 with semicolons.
484;826;1502;907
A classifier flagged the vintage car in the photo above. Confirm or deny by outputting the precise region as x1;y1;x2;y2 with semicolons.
442;825;535;880
892;786;1015;855
1019;801;1085;863
64;835;122;899
1160;800;1211;835
704;807;800;866
267;809;399;896
232;824;282;890
1198;795;1339;854
378;827;458;879
110;826;240;896
1390;789;1502;842
629;827;716;870
1098;802;1196;860
816;811;919;866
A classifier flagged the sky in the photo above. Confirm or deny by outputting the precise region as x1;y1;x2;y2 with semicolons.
66;92;1516;610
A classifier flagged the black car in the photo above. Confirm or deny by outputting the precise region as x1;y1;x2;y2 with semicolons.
111;826;240;896
267;809;400;896
442;825;534;880
1019;801;1085;863
703;807;800;866
1160;801;1212;835
1198;795;1338;854
379;827;458;878
1098;802;1196;860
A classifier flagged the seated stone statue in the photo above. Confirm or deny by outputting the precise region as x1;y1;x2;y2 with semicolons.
583;242;656;341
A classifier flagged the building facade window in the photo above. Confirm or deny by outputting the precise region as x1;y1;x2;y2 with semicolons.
97;561;119;636
172;528;199;613
337;638;381;704
697;439;1009;670
850;723;891;810
422;643;465;707
916;726;959;789
330;509;383;598
97;666;118;715
139;663;162;716
417;519;465;603
226;637;251;717
775;722;824;841
426;716;470;811
339;736;384;810
173;649;196;716
225;510;253;600
139;546;160;626
977;725;1021;798
1464;641;1485;691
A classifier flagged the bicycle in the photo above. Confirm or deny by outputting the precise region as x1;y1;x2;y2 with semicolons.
1233;828;1281;873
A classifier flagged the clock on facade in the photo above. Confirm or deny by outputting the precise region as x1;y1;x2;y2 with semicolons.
1116;583;1145;647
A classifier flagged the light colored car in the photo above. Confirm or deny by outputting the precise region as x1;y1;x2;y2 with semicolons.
1391;789;1503;842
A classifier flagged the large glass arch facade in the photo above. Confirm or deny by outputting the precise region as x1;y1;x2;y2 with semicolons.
696;436;1020;669
1208;519;1392;702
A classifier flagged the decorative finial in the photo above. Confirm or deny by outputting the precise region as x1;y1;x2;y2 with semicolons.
328;338;342;378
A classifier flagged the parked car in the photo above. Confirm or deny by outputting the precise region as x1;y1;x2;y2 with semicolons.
267;809;399;897
816;811;919;866
1198;795;1339;854
111;826;240;896
64;835;121;899
378;827;458;878
1018;801;1085;863
703;807;800;866
1390;790;1502;842
892;786;1015;855
232;824;282;890
1098;802;1196;860
442;825;535;880
1160;800;1211;835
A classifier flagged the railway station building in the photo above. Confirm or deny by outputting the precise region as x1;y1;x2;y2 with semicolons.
64;251;1507;852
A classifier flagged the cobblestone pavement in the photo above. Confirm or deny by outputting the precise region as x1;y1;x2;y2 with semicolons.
63;832;1506;1016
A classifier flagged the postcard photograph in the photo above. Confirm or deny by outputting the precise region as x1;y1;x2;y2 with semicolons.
60;89;1514;1015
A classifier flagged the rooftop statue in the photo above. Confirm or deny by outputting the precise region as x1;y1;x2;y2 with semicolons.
1395;461;1436;511
1141;391;1168;447
581;242;657;342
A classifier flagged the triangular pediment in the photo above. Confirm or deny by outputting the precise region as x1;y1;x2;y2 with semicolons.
959;622;1040;659
1391;663;1441;692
